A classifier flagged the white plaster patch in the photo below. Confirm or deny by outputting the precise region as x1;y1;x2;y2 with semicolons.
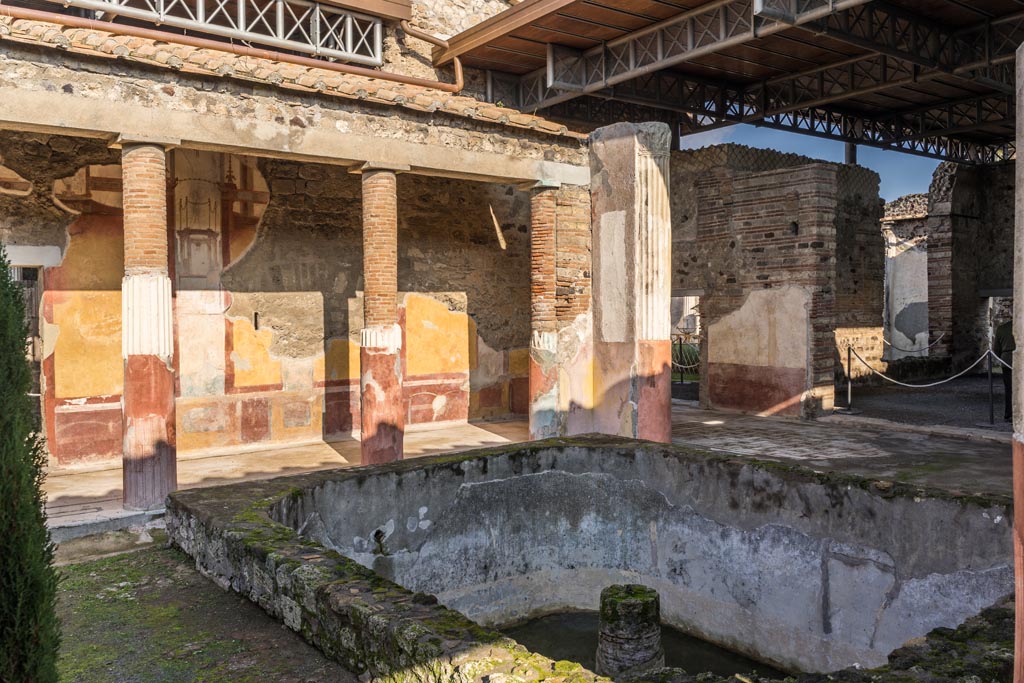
597;210;628;343
707;285;811;369
122;273;174;360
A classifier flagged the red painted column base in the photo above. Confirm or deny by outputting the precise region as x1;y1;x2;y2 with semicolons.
1013;436;1024;683
122;354;177;510
360;342;404;465
528;355;560;440
637;339;672;444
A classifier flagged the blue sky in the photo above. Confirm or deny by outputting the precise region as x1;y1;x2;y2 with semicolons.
679;124;940;203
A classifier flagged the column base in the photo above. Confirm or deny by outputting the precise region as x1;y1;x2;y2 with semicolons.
529;330;560;440
637;339;672;443
122;354;177;510
360;325;404;465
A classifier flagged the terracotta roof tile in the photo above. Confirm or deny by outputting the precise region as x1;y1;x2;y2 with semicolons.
0;15;585;142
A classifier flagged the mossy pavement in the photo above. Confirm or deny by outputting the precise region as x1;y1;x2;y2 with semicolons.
57;538;357;683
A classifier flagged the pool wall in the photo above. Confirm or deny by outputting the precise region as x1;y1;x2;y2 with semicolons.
167;436;1013;676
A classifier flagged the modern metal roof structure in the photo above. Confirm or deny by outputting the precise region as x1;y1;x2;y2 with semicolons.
433;0;1024;163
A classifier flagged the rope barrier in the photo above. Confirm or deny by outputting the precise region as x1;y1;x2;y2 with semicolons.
849;345;991;388
990;349;1014;371
672;342;701;372
882;332;946;354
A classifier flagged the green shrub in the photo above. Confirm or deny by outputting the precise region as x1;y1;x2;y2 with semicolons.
0;246;60;682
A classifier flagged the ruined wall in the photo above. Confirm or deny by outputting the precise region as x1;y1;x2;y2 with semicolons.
833;167;885;379
260;438;1013;674
0;133;122;465
882;195;930;360
0;130;535;464
376;0;514;97
174;155;534;453
671;145;884;417
926;162;1015;370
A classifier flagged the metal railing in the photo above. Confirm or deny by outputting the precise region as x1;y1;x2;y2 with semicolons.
18;0;384;65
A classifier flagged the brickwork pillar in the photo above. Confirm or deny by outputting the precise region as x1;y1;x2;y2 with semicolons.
590;122;672;443
360;168;404;464
121;142;176;510
529;185;560;439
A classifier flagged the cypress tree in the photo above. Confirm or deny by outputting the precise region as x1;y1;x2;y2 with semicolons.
0;246;60;683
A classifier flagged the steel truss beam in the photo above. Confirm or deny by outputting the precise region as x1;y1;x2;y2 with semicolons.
803;2;1023;93
29;0;383;65
494;0;1023;120
541;93;1013;164
504;0;874;111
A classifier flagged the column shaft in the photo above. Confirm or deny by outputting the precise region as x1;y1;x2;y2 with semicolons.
1011;47;1024;682
590;122;673;443
529;187;560;439
360;169;404;464
121;143;176;510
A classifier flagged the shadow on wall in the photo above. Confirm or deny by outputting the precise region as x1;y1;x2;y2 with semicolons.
182;158;533;453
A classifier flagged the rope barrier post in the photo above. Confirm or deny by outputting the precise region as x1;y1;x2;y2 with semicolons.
988;351;995;426
847;344;853;412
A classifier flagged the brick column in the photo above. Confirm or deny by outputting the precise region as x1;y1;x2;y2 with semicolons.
360;168;404;464
590;122;673;443
529;185;560;439
121;142;176;510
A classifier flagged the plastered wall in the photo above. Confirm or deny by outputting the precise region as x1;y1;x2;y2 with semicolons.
1;133;533;465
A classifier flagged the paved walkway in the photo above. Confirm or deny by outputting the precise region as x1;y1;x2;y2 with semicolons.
834;374;1012;433
671;403;1012;498
46;420;528;533
49;404;1014;537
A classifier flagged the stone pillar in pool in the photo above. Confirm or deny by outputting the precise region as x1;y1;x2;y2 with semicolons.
590;122;673;443
595;584;665;678
360;164;405;465
1012;40;1024;683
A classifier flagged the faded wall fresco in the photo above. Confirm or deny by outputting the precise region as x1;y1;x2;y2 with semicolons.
1;136;532;464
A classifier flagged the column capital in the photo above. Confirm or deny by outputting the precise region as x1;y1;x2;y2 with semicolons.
110;134;181;150
350;161;411;174
520;179;561;191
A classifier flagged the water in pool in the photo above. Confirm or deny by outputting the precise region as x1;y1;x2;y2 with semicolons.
503;612;782;678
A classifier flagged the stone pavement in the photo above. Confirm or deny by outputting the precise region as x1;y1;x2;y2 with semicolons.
49;404;1014;539
834;375;1013;433
672;403;1012;498
46;420;528;537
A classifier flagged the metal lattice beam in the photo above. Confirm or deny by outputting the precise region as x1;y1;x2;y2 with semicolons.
803;2;1022;93
32;0;383;65
542;91;1013;164
497;0;1023;121
508;0;874;112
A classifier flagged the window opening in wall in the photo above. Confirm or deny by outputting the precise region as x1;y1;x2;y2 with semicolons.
12;266;42;424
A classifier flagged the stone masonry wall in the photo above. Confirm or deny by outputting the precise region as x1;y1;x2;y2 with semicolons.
167;437;1012;676
834;166;885;380
671;145;881;417
926;162;1015;370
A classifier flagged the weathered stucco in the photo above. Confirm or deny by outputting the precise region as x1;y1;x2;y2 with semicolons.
166;437;1013;678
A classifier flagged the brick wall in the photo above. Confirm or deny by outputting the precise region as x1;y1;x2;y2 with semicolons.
834;166;885;380
121;144;169;275
362;170;399;328
925;162;1015;370
671;144;882;416
554;185;591;328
